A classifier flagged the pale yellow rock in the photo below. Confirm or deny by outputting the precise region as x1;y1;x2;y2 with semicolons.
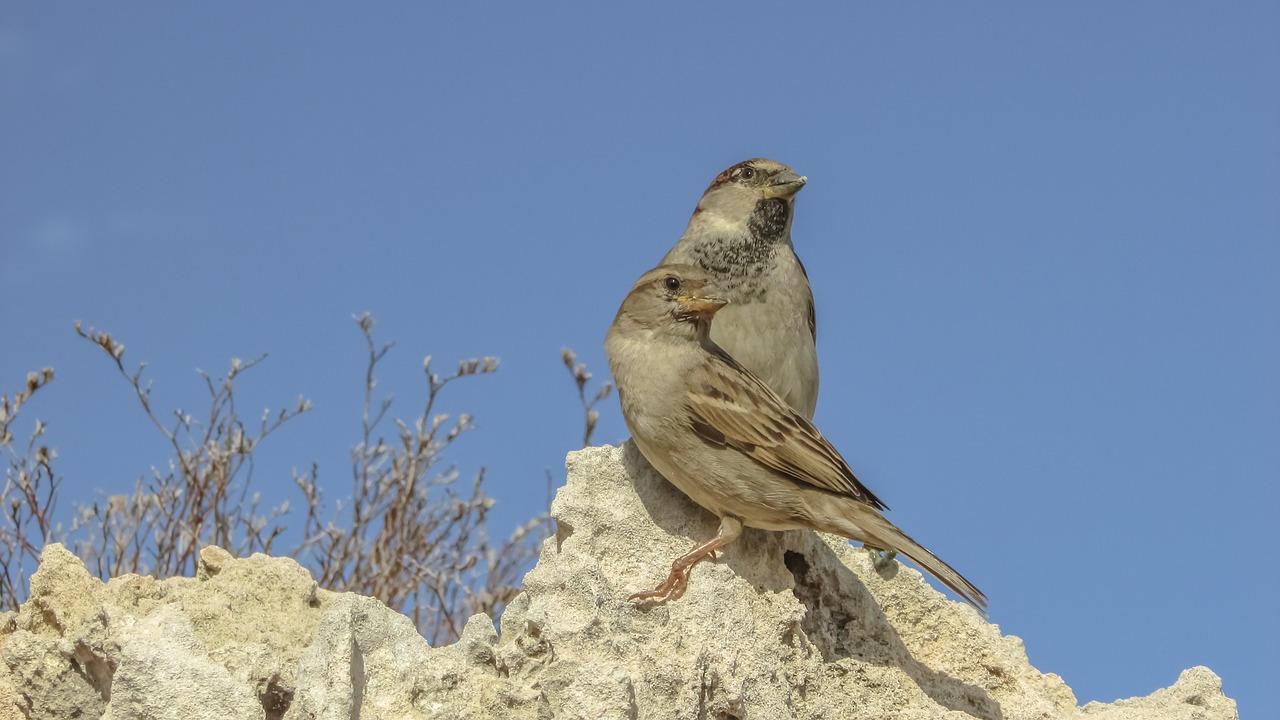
1079;666;1238;720
0;543;335;719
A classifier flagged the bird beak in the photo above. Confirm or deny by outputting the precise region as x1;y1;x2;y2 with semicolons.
763;170;807;199
679;294;728;316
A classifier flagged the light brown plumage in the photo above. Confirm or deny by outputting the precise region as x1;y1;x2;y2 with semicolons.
605;264;987;612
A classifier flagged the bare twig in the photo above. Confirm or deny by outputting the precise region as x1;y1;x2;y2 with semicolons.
70;322;310;579
294;313;540;645
0;368;59;607
560;348;613;448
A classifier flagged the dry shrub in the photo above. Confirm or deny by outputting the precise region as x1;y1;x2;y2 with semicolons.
0;368;58;603
0;314;605;645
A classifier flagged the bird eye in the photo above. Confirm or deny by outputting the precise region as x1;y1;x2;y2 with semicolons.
737;166;756;180
663;276;681;293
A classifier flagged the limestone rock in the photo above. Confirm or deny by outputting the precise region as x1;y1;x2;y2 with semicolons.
1;543;330;719
102;606;262;720
0;443;1237;719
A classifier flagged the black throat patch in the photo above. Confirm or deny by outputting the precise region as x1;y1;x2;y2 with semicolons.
748;197;791;244
687;197;792;302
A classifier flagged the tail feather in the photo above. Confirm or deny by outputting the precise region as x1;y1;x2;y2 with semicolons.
863;515;988;615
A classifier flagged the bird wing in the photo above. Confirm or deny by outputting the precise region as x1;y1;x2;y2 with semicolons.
795;254;817;343
687;347;887;511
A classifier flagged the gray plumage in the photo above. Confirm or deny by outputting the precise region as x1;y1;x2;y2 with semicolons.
661;158;819;419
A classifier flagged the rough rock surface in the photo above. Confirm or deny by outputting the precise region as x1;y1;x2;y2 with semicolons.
0;443;1236;719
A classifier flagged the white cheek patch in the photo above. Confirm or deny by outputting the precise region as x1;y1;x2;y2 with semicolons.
703;213;742;235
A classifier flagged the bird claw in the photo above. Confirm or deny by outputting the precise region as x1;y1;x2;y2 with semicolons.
629;549;716;605
628;565;693;604
630;527;738;606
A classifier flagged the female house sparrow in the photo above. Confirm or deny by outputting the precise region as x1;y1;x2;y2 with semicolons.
604;264;987;612
661;159;819;419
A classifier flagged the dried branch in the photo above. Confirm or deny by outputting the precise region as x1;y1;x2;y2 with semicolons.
560;348;613;448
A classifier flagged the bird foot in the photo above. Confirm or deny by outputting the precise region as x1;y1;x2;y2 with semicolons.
629;547;717;605
628;564;695;604
630;527;739;606
868;547;898;571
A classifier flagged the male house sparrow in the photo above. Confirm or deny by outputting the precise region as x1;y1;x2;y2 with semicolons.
604;264;987;612
661;159;819;419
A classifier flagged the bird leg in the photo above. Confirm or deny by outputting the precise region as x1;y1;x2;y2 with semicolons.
630;517;742;604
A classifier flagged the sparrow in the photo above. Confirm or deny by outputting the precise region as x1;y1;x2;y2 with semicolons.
604;264;987;612
661;158;819;419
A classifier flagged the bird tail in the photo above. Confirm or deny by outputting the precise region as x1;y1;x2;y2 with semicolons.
861;514;989;615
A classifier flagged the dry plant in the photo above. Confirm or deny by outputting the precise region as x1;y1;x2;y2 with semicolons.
0;315;592;645
299;313;548;645
71;322;310;580
0;368;59;605
560;347;613;448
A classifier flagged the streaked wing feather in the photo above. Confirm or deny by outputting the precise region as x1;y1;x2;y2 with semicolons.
688;349;887;511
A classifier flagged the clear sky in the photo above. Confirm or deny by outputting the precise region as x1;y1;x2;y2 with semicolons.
2;3;1277;716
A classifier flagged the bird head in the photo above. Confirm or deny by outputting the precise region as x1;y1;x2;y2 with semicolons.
617;264;728;332
704;158;806;199
693;158;806;244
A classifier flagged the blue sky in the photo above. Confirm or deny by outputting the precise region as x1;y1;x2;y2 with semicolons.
2;3;1277;715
